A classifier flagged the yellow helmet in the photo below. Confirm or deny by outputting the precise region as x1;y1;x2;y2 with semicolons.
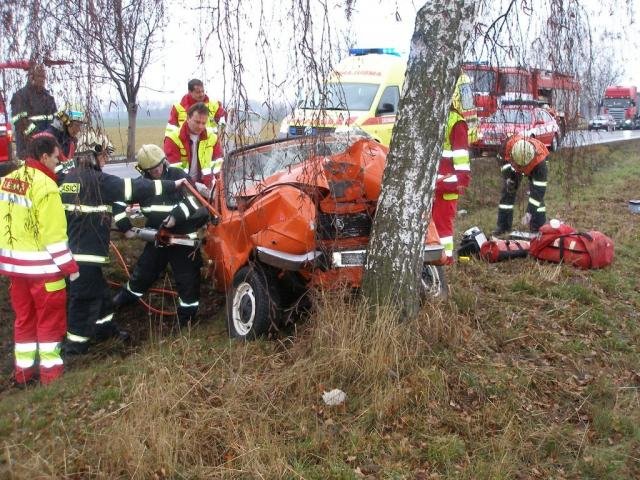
451;73;474;114
136;144;166;171
510;139;536;167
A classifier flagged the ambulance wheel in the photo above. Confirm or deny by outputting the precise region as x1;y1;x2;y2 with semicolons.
420;264;448;302
550;134;559;152
227;265;280;340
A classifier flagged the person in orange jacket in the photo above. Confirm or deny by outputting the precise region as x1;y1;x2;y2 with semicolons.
0;135;79;385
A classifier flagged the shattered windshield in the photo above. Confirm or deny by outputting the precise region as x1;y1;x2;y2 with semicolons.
297;82;379;111
224;132;368;207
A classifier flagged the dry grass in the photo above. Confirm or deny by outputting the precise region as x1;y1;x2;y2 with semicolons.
1;141;639;479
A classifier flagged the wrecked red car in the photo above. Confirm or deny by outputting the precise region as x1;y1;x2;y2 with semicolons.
203;132;446;339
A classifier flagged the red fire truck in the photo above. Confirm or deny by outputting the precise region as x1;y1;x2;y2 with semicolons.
462;63;580;134
601;85;639;129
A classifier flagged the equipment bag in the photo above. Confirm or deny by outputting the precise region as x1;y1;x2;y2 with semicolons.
480;239;530;262
528;223;614;269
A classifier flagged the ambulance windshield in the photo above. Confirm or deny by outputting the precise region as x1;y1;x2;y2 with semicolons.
298;82;379;112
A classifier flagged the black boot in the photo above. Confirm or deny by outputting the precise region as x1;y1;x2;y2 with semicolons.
112;288;139;308
95;322;131;343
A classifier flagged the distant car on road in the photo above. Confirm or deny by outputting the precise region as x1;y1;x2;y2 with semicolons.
588;114;616;132
472;104;560;156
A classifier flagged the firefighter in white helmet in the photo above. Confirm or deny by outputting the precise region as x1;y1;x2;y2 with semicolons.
493;134;549;236
431;72;475;262
112;145;205;327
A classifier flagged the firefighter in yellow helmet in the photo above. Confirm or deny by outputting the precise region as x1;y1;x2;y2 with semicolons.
112;145;205;327
493;134;549;236
431;73;475;262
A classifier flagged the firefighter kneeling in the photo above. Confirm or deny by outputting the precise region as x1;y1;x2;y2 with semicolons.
113;145;206;326
493;135;549;236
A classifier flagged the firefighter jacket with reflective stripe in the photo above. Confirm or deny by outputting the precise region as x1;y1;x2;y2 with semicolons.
0;160;78;278
114;166;205;236
164;121;218;187
46;124;77;164
60;167;178;265
167;94;227;130
10;84;57;158
436;110;470;201
503;134;549;176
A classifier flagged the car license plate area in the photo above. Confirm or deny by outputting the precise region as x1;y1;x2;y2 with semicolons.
332;250;366;267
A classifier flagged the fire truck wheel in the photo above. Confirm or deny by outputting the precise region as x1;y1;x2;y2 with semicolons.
550;134;559;152
227;265;280;340
420;264;448;302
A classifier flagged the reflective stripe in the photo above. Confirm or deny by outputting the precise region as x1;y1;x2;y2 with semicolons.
0;262;60;274
178;298;199;308
201;167;212;176
441;150;454;158
154;180;163;195
141;205;175;213
451;149;468;158
439;236;454;258
73;254;110;264
113;212;128;222
39;342;63;368
442;192;459;200
212;158;223;174
11;111;27;123
499;204;514;210
187;196;199;210
67;332;90;343
114;201;127;207
0;248;51;260
179;203;190;218
15;342;37;352
29;114;54;122
15;343;37;368
532;180;547;187
0;192;33;208
453;163;471;171
537;206;546;212
52;252;73;265
528;197;541;207
125;282;144;297
95;313;113;325
501;163;513;172
63;204;112;213
186;232;198;239
124;178;133;201
44;278;67;292
442;175;458;183
46;241;69;254
23;123;36;135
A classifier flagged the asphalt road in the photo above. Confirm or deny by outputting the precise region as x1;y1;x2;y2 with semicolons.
103;129;640;177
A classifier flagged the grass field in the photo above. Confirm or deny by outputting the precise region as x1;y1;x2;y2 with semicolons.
104;123;165;156
0;140;638;479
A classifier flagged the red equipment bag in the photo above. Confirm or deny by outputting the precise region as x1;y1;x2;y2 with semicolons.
529;223;614;269
480;239;530;262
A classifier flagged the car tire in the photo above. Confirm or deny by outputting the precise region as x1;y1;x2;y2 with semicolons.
550;134;559;152
420;264;448;302
226;264;280;340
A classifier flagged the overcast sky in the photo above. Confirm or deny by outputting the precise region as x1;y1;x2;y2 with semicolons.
95;0;640;110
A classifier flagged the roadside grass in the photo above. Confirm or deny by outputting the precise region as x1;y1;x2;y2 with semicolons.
0;140;639;478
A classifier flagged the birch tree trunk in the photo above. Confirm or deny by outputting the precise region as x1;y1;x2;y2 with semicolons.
362;0;476;317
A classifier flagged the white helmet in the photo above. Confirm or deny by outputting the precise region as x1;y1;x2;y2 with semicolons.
510;139;536;167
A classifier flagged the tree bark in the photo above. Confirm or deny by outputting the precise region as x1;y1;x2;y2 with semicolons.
362;0;476;317
127;102;138;162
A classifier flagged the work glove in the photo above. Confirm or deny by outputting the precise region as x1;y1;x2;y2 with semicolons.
124;229;136;239
69;272;80;282
195;182;210;197
163;215;176;229
521;212;532;227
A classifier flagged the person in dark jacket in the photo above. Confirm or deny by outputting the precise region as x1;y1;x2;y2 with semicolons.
10;64;57;159
46;107;86;180
112;144;205;326
59;140;187;354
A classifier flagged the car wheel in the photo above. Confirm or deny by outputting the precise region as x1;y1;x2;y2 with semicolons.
550;134;559;152
420;264;448;302
226;265;280;340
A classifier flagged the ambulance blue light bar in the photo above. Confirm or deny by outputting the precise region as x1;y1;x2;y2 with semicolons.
348;48;401;57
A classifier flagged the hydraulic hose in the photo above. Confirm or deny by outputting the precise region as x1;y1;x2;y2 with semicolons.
109;241;178;317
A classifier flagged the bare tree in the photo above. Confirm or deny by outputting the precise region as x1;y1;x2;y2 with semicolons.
44;0;167;160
